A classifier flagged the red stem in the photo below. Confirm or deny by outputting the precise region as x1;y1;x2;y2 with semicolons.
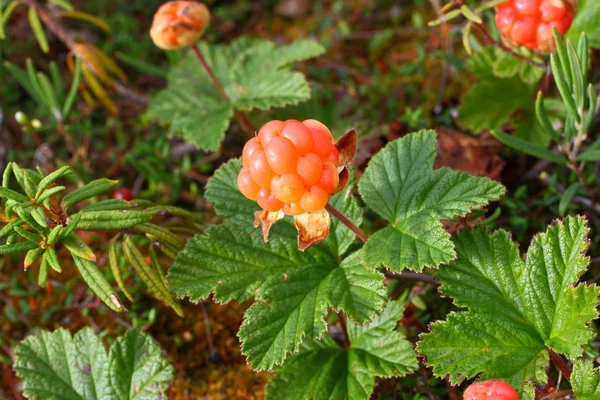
549;350;571;381
191;45;256;135
325;203;369;243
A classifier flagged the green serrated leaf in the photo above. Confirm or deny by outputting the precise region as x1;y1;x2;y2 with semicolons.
572;359;600;399
418;216;599;398
266;301;417;400
73;255;124;312
358;130;504;272
62;178;119;208
71;210;151;230
148;38;325;151
13;327;173;400
123;236;183;317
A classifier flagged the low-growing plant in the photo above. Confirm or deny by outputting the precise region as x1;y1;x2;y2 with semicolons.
1;0;600;399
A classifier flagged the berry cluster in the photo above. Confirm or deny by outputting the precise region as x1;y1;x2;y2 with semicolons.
238;119;340;215
463;380;519;400
495;0;574;52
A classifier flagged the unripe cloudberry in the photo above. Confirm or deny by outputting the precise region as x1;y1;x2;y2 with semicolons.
150;1;210;50
238;119;341;216
495;0;575;53
463;380;519;400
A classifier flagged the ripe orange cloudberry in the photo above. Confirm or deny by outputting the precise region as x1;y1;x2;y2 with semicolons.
239;119;342;216
463;380;519;400
239;120;356;250
495;0;575;53
150;1;210;50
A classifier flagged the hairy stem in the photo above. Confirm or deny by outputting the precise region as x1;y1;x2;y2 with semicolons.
325;203;369;243
191;45;256;135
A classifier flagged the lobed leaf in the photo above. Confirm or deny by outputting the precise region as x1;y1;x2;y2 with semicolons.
13;327;173;400
417;216;600;398
266;301;418;400
358;130;504;272
148;38;325;151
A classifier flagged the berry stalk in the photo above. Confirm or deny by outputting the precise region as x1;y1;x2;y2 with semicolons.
549;349;571;381
191;45;256;134
325;203;369;243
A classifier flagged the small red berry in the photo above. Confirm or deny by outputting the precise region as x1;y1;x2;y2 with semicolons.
237;119;340;215
113;188;134;201
463;380;519;400
495;0;575;53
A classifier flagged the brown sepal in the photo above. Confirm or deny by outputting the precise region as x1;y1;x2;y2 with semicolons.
294;209;330;251
254;210;284;242
333;167;350;194
335;128;357;167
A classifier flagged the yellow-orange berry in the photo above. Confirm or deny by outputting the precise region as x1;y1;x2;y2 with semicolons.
264;136;298;175
299;186;328;213
281;122;315;155
271;173;305;203
258;120;285;147
237;168;261;200
150;1;210;50
248;150;275;188
316;162;339;194
238;119;342;215
242;137;262;167
256;189;283;212
296;153;323;187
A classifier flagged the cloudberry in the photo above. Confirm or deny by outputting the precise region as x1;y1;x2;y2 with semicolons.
238;119;341;215
495;0;575;53
150;1;210;50
463;380;519;400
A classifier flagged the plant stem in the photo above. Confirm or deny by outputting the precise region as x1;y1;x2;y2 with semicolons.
325;203;369;243
473;23;546;69
549;350;571;381
191;45;256;135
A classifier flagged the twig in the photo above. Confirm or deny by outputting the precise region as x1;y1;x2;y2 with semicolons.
191;45;256;135
325;203;369;243
549;350;571;381
473;23;546;69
